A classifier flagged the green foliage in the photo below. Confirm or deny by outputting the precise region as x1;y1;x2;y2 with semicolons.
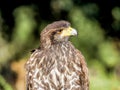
70;7;104;45
69;7;104;60
90;74;120;90
12;6;37;45
98;41;120;67
51;0;73;12
0;75;13;90
112;7;120;21
0;6;37;65
112;7;120;31
80;3;99;17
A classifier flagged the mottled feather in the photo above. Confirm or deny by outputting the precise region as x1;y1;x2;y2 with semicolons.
25;20;89;90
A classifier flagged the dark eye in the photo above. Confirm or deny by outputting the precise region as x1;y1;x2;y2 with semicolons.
58;29;62;32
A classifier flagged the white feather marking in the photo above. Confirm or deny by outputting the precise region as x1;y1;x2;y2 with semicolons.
39;56;45;64
50;68;58;86
74;63;81;72
33;68;39;78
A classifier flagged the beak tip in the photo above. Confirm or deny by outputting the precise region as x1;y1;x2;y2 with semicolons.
71;29;77;36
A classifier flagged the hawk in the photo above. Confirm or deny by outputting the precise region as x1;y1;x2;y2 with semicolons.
25;20;89;90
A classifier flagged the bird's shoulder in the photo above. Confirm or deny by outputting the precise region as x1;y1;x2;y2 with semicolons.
25;47;42;69
30;46;41;53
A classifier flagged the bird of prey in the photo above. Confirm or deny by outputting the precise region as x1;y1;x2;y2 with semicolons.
25;20;89;90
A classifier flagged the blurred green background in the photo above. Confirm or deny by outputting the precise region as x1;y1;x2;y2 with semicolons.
0;0;120;90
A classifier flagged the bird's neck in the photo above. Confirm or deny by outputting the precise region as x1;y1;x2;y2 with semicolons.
40;40;72;50
40;36;52;49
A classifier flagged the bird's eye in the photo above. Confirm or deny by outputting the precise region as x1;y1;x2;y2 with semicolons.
58;29;62;33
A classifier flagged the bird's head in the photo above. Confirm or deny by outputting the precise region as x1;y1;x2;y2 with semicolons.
40;20;77;48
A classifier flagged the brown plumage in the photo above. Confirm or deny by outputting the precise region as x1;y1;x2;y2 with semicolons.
25;20;89;90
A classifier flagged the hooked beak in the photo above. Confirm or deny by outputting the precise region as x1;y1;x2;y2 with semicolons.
60;27;77;37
